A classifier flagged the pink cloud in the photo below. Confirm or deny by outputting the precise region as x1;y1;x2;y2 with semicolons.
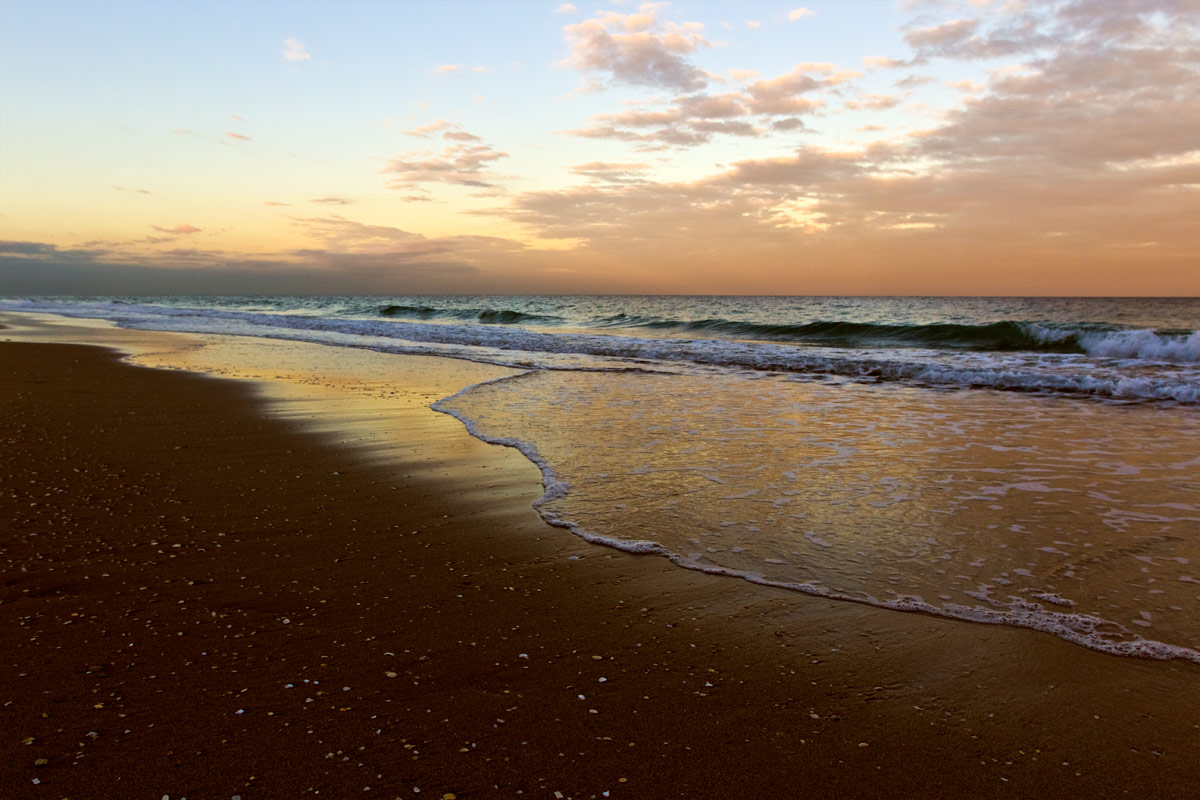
149;223;201;235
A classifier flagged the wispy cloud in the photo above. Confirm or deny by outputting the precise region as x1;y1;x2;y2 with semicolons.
844;93;899;110
0;240;108;259
382;124;508;191
436;63;485;74
863;55;908;69
904;19;980;52
225;132;252;142
945;78;984;93
406;120;484;143
311;196;354;205
789;8;815;22
564;61;849;148
405;120;454;138
569;161;652;183
150;223;201;235
283;37;311;62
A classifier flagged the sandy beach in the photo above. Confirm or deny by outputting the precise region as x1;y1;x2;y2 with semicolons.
2;315;1198;799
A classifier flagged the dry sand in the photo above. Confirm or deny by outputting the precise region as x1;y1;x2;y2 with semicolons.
1;315;1198;798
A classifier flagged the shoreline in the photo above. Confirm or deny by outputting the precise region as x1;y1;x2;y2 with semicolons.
2;318;1198;797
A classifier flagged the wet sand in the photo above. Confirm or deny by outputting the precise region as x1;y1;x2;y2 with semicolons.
1;318;1198;798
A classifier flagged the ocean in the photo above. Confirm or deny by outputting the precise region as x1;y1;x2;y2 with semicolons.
4;295;1198;662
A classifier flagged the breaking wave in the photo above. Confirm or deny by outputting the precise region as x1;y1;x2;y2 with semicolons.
378;304;561;325
595;315;1199;361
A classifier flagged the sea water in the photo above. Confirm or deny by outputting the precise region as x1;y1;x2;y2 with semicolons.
4;295;1198;660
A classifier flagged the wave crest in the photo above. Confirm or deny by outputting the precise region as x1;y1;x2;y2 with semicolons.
378;304;561;325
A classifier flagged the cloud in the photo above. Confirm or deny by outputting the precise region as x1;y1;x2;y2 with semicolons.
264;201;292;207
745;20;762;30
0;247;479;295
150;223;202;235
743;67;830;114
565;60;855;148
863;55;909;69
381;126;509;190
488;147;870;245
909;6;1200;167
895;74;935;89
945;78;985;93
405;120;454;138
554;3;578;13
566;93;757;148
569;161;652;183
900;6;1062;62
407;119;484;143
225;132;252;142
311;196;354;205
562;7;711;92
283;37;310;62
1;240;97;257
904;18;980;51
789;8;815;21
432;64;487;75
293;215;452;257
113;186;152;195
405;118;484;142
844;93;900;110
0;222;510;294
557;6;858;150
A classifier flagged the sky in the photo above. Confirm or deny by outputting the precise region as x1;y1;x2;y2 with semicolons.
0;0;1197;296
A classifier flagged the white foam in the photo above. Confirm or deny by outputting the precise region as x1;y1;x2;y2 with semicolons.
1080;329;1200;363
1032;592;1076;607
